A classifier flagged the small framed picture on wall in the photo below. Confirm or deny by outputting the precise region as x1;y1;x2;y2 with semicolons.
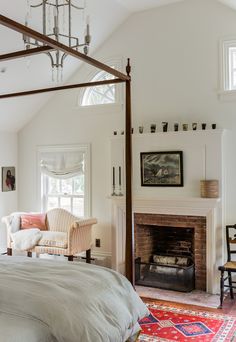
2;167;16;192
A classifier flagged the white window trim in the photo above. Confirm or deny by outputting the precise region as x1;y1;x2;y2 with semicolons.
37;144;91;217
219;38;236;101
78;57;124;111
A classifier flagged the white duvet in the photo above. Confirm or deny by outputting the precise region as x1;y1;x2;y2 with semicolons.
0;256;149;342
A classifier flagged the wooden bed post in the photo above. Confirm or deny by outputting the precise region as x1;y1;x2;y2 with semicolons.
125;59;134;286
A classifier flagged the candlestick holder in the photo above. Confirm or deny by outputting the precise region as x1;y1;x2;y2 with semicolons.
117;185;123;196
111;166;117;196
111;184;116;196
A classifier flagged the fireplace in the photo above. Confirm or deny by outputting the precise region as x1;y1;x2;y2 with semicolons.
111;197;221;294
134;213;207;291
135;225;195;291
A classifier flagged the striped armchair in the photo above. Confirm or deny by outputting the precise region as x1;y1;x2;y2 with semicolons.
2;208;97;262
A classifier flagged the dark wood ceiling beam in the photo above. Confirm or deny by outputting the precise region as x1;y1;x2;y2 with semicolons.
0;14;130;81
0;46;54;62
0;78;124;99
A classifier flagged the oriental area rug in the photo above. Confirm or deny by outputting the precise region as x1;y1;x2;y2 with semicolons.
138;301;236;341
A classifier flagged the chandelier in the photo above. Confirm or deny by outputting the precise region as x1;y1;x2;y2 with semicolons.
23;0;91;82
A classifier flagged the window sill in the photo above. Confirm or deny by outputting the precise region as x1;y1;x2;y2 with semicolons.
218;89;236;101
77;102;123;114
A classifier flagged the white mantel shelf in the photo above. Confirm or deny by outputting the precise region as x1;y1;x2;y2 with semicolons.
111;196;222;294
111;196;220;216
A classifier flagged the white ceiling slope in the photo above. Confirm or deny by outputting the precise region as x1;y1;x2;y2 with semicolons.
0;0;236;132
116;0;184;12
0;0;130;132
219;0;236;10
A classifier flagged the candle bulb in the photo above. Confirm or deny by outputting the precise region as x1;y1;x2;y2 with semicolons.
119;166;121;186
112;167;115;186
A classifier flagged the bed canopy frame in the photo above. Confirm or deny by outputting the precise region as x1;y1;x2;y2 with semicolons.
0;14;134;285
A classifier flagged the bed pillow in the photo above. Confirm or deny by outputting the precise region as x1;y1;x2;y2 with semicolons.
20;213;47;230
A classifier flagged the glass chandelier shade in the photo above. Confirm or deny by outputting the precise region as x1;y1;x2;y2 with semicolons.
23;0;91;82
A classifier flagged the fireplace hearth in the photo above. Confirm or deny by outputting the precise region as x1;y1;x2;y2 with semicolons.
134;213;207;291
135;255;195;292
135;225;196;292
112;197;221;294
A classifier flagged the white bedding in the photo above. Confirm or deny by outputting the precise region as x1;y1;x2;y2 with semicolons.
0;256;149;342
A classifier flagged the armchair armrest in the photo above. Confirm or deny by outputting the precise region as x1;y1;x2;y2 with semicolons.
2;212;28;248
2;216;12;246
67;218;97;255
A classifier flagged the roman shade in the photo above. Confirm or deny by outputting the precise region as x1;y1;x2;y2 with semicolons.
40;151;84;179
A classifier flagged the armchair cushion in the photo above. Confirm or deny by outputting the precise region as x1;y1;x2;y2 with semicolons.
38;231;68;249
20;213;47;230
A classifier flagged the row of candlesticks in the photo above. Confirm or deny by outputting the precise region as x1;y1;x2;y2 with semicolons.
112;166;123;196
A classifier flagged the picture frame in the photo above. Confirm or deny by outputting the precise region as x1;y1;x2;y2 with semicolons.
2;167;16;192
140;151;183;187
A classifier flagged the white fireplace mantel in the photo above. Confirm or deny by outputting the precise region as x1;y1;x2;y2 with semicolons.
111;196;222;294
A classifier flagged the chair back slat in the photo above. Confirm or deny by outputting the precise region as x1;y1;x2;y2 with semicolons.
226;225;236;262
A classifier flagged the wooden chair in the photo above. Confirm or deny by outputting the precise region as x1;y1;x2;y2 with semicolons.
218;224;236;308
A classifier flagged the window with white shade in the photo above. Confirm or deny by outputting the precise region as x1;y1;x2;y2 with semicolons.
38;145;90;217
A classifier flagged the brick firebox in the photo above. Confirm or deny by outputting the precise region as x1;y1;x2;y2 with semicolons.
134;213;207;291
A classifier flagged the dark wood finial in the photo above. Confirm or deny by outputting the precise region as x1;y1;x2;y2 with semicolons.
126;58;131;77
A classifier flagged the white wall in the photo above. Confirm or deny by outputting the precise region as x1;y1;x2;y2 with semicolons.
18;0;236;256
0;132;18;252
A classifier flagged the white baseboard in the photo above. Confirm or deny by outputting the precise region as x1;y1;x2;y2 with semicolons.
92;250;112;259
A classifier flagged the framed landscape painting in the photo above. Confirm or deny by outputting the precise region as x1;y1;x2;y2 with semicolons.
140;151;183;187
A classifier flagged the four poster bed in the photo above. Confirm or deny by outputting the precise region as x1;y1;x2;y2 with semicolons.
0;13;146;342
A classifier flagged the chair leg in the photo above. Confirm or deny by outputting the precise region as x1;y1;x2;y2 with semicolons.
27;251;32;258
86;249;91;264
7;248;12;256
220;270;225;309
67;255;74;261
228;271;234;299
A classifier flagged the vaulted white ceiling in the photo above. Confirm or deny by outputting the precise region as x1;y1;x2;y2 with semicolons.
115;0;184;12
0;0;236;132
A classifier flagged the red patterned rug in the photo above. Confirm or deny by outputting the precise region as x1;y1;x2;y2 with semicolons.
138;302;236;341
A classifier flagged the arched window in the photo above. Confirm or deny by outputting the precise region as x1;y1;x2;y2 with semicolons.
81;69;115;106
80;58;122;107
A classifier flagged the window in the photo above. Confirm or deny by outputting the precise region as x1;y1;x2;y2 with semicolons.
221;39;236;93
228;46;236;90
82;70;115;106
80;58;122;107
42;174;85;216
38;145;90;217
